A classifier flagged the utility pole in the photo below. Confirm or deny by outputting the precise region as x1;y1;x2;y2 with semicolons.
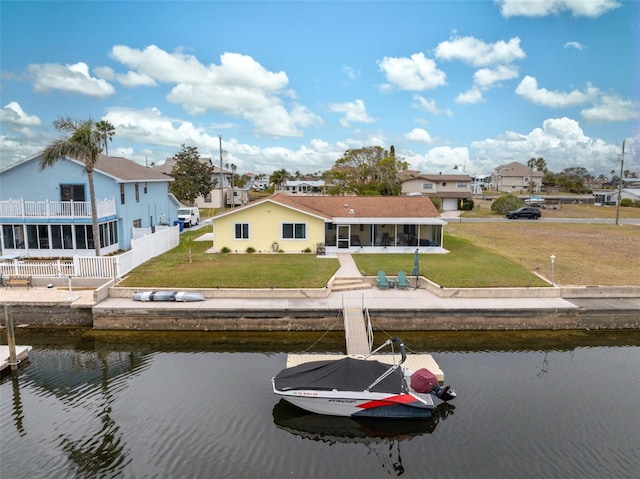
219;135;224;211
615;139;625;225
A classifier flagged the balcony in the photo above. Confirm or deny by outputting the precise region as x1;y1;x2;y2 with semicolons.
0;198;117;220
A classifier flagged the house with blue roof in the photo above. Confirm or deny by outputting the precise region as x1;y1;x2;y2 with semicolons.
0;153;180;258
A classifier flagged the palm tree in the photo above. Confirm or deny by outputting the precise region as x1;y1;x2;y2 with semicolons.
95;120;115;156
41;117;102;256
269;168;289;191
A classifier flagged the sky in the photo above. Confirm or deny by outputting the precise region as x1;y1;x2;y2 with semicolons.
1;0;638;179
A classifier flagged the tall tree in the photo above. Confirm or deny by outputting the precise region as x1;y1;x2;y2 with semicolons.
41;117;103;256
326;145;407;195
270;168;289;190
527;157;547;172
95;120;115;156
168;144;215;206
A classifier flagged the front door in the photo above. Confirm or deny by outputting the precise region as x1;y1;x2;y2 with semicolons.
337;225;350;249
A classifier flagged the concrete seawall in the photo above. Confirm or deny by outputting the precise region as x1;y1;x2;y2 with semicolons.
2;279;639;331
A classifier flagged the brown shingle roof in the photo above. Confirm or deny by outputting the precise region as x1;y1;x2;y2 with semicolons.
404;174;472;182
279;193;439;218
93;155;172;183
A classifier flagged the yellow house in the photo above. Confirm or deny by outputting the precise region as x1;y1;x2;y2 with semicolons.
212;193;447;254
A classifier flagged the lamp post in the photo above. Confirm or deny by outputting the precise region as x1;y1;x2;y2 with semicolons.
218;135;225;211
615;140;625;226
550;255;556;286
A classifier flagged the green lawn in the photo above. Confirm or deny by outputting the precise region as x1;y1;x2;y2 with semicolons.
120;234;340;288
352;234;548;287
120;231;548;288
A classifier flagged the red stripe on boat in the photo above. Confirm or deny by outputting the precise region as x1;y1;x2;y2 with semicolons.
357;394;418;410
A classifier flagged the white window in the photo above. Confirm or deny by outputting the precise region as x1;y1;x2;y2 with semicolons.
282;223;306;239
422;183;434;190
235;223;249;239
456;182;468;188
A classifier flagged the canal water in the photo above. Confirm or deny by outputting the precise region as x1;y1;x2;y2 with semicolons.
1;330;638;479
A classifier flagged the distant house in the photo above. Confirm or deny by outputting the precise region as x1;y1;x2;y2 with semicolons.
493;161;543;193
0;153;179;257
212;192;446;254
280;180;325;195
153;157;235;209
593;188;640;205
401;173;473;211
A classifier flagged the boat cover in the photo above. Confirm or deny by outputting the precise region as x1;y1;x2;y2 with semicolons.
274;357;405;394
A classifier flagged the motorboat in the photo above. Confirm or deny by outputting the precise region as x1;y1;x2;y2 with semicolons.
272;336;455;419
132;291;205;302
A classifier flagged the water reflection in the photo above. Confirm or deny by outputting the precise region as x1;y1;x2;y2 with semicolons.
3;349;152;478
273;400;455;476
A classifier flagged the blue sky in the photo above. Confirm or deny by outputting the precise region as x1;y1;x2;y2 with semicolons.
1;0;638;178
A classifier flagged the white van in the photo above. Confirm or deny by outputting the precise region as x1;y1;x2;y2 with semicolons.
177;207;200;227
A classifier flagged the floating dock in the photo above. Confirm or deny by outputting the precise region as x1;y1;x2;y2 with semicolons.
0;345;32;378
286;304;445;382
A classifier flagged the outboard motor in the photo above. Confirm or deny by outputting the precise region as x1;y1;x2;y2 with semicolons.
410;368;456;402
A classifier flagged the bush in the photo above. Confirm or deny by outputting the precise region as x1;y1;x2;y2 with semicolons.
491;194;523;214
620;198;633;207
220;246;231;254
246;247;256;253
460;199;475;211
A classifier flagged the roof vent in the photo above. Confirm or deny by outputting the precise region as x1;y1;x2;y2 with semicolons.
349;209;355;214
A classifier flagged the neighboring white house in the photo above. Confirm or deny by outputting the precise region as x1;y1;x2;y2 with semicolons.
593;188;640;205
153;157;233;209
280;180;326;195
401;173;473;211
492;161;544;193
0;153;179;258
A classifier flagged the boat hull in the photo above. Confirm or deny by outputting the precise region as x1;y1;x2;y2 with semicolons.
132;291;205;302
272;381;435;419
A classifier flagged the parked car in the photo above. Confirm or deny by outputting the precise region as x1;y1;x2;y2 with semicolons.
506;207;541;219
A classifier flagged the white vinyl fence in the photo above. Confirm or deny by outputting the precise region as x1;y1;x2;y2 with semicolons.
0;225;180;280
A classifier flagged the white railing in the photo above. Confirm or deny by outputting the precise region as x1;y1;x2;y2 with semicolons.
0;198;117;219
0;226;180;279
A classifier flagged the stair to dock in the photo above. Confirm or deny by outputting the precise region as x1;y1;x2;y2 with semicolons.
331;277;372;292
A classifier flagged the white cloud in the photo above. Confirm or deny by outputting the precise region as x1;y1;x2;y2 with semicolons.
108;46;320;137
377;52;447;91
117;71;158;87
0;102;42;127
470;116;619;173
515;75;592;107
405;128;433;143
412;95;453;116
26;62;115;97
497;0;621;18
405;146;470;172
474;65;519;89
564;41;585;50
328;99;375;127
342;65;359;81
435;36;525;67
96;106;339;173
455;88;484;104
581;94;640;123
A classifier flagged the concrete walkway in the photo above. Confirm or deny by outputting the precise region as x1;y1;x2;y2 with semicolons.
2;250;639;318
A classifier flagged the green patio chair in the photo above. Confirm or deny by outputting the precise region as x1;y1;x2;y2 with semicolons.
376;271;389;289
397;271;409;289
